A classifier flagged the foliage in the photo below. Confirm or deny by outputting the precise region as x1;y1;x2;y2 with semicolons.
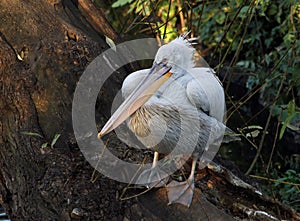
107;0;300;112
111;0;134;8
98;0;182;40
272;99;300;139
272;169;300;211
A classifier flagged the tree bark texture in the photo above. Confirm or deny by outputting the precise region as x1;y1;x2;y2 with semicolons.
0;0;129;220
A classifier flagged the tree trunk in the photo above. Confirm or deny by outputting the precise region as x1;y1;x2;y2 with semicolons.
0;0;299;220
0;0;128;220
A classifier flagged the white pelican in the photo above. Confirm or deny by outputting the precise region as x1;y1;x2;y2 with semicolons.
98;33;228;207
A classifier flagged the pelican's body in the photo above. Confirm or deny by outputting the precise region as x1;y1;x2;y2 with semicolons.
123;67;225;155
99;34;228;207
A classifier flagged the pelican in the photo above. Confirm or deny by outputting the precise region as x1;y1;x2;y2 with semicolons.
98;33;228;207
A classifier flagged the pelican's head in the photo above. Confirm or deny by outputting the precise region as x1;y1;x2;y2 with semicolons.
155;36;195;73
98;34;195;138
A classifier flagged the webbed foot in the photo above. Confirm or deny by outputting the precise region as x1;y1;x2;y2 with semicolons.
167;179;195;207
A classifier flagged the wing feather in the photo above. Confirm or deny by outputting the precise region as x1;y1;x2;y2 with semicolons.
186;68;225;122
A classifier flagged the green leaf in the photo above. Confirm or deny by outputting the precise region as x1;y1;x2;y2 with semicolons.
268;4;278;16
242;125;263;130
21;131;43;138
287;99;295;115
286;169;296;176
51;133;61;148
239;6;249;18
216;13;226;24
112;0;134;8
279;117;292;139
271;105;281;117
283;32;296;45
286;187;297;194
286;123;300;131
41;143;48;149
279;100;296;139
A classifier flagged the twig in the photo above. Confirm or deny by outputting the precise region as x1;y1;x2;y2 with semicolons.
176;0;186;33
195;0;205;34
163;0;172;39
90;139;109;183
250;175;300;187
266;114;281;173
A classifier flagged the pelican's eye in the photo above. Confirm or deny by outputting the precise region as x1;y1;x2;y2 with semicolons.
161;58;168;65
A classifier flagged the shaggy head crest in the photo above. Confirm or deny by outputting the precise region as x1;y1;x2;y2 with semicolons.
154;32;198;72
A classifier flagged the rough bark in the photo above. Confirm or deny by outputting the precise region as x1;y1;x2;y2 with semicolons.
0;0;299;220
0;0;127;220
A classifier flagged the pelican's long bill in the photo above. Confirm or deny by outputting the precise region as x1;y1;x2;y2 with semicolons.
98;63;172;139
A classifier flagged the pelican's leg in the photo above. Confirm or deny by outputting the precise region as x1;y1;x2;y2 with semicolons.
166;156;197;207
136;151;169;188
152;151;159;168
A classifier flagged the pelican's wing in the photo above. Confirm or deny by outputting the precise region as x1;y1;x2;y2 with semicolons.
186;68;225;122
